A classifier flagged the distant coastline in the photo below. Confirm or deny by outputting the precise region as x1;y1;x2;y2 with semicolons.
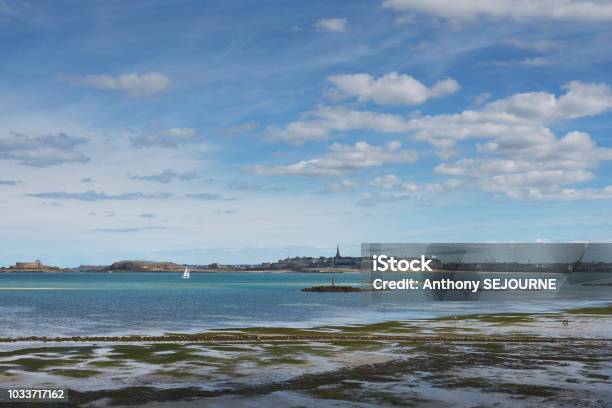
2;245;611;274
0;246;363;273
0;260;362;274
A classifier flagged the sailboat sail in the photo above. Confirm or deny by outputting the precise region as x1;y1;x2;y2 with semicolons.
182;267;190;279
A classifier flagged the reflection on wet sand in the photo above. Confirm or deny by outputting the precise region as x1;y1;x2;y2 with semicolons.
1;305;610;407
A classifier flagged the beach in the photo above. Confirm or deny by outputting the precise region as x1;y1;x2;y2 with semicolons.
0;306;611;407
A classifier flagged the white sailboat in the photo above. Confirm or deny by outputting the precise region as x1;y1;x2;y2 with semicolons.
182;267;190;279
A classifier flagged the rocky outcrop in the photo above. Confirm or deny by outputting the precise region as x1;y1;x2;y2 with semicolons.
106;260;184;272
302;285;363;292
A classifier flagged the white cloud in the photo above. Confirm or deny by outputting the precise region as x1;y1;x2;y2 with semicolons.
402;180;419;192
26;190;173;201
186;193;236;201
520;57;553;67
434;131;612;199
270;82;612;145
261;81;612;200
483;57;555;67
315;17;347;32
406;81;612;199
218;122;259;136
128;169;199;184
328;72;459;105
382;0;612;22
322;179;360;192
356;177;459;205
506;38;560;51
71;72;171;97
485;81;612;121
357;191;413;206
266;106;411;143
0;132;89;167
253;141;418;176
525;186;612;200
163;128;197;139
473;92;492;106
131;127;199;148
370;174;402;189
368;173;458;196
408;81;612;154
226;181;283;192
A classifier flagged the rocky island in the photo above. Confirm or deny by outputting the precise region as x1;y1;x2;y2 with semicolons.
302;285;363;292
302;277;364;292
106;260;186;272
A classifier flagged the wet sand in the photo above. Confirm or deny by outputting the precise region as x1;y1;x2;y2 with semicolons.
1;304;610;407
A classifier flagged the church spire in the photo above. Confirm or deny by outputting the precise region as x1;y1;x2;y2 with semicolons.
335;244;341;258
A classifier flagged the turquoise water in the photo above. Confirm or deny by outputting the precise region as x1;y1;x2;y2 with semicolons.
0;272;610;337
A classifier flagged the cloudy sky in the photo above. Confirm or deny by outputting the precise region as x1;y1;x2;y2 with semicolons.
1;0;612;266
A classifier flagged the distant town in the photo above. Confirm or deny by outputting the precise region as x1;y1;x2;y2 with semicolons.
0;246;362;273
1;247;611;273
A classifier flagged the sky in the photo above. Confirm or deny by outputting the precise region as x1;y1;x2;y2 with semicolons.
1;0;612;267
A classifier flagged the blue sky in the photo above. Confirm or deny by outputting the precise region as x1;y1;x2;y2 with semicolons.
1;0;612;266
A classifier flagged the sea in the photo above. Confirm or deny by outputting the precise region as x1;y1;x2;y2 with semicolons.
0;271;610;337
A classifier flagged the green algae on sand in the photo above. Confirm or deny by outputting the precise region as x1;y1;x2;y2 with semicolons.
566;304;612;315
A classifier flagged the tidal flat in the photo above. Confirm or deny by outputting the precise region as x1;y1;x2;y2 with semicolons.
0;305;611;407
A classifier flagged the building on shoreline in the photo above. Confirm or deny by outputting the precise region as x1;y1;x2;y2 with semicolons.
2;259;61;271
258;245;361;271
14;260;43;269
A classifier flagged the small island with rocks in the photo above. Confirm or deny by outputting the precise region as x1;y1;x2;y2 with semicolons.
302;276;364;292
302;285;363;292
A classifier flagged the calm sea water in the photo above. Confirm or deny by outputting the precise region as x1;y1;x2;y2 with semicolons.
0;272;610;337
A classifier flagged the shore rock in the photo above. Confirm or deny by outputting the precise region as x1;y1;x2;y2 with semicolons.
302;285;363;292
